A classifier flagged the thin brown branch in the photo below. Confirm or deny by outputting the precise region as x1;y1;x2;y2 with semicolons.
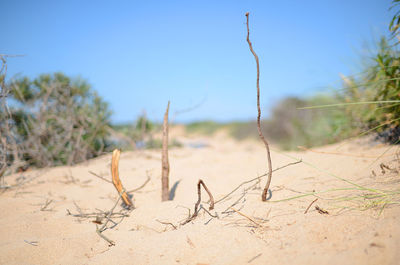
128;173;151;193
181;179;215;225
198;180;215;210
304;198;318;214
155;219;177;230
230;207;261;227
245;12;273;201
215;160;302;204
161;101;170;201
96;189;126;246
248;253;262;263
40;199;53;211
89;170;112;183
170;96;207;123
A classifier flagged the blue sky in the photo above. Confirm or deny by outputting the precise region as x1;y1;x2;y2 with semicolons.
0;0;394;123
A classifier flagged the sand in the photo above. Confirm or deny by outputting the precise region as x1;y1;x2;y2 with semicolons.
1;129;399;265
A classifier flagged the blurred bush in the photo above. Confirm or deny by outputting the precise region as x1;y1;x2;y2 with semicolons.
5;72;112;168
185;121;223;135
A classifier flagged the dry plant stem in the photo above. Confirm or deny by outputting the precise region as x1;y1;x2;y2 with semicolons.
248;253;262;263
182;179;215;225
304;198;318;214
192;180;215;216
298;146;395;159
96;190;124;246
215;160;301;204
128;174;151;193
156;219;177;230
89;170;112;183
40;199;53;211
111;149;133;207
315;205;329;215
245;12;273;201
198;180;215;210
230;207;261;227
161;101;170;201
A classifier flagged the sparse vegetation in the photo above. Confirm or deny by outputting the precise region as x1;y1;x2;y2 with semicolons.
185;35;400;151
4;72;112;169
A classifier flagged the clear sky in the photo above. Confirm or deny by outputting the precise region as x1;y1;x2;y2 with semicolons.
0;0;394;123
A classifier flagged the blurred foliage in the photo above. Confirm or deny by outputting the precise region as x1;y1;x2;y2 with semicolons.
6;72;112;167
112;115;156;140
390;0;400;41
185;121;223;135
185;35;400;150
336;36;400;143
263;96;351;150
111;119;182;150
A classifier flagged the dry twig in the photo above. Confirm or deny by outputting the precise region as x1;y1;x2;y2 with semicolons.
230;207;261;227
111;149;133;208
24;240;38;246
181;179;215;225
315;205;329;215
162;101;170;201
248;253;262;263
40;199;53;211
89;170;112;183
245;12;273;201
215;160;301;204
96;190;125;246
128;173;151;193
156;219;177;230
304;198;318;214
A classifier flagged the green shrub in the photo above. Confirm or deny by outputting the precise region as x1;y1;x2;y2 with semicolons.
7;72;112;167
336;37;400;143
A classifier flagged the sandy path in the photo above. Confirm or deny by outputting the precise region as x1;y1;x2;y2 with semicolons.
1;132;399;265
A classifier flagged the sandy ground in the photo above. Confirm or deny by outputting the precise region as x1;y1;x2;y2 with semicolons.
1;128;400;265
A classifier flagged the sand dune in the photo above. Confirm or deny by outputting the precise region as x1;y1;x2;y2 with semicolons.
1;131;399;265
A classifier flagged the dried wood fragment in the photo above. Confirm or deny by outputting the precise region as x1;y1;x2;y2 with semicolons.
315;205;329;215
111;149;133;207
162;101;170;201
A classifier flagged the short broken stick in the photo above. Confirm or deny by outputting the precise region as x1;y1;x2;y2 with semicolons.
304;198;318;214
315;205;329;215
111;149;133;208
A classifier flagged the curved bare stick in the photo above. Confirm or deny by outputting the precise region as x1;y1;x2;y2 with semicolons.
198;179;215;210
111;149;133;208
245;12;273;201
181;179;215;225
